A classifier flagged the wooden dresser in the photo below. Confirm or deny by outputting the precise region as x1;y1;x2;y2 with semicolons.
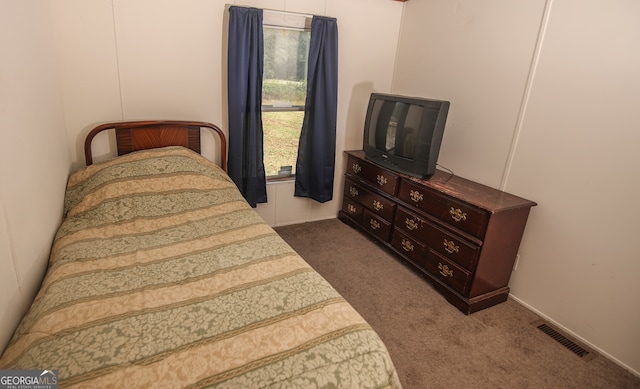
338;150;537;314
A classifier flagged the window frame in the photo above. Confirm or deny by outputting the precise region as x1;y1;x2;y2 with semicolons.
261;12;312;180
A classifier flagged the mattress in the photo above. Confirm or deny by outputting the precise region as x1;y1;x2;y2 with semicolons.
0;147;401;388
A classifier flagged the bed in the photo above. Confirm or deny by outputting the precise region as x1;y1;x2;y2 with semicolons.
0;121;401;388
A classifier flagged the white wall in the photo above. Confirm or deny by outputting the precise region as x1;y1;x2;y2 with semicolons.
393;0;640;376
49;0;404;226
0;1;70;352
393;0;546;188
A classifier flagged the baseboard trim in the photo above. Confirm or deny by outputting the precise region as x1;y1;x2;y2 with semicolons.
509;294;640;378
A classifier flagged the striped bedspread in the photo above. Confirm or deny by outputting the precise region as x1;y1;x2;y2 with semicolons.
0;147;401;388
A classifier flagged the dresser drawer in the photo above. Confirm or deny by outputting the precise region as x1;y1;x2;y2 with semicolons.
394;206;428;239
362;210;392;242
398;180;489;239
341;196;364;223
347;155;399;196
420;250;471;295
391;230;428;264
395;207;480;271
344;178;396;221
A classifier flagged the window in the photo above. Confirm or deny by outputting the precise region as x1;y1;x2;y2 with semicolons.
262;14;311;178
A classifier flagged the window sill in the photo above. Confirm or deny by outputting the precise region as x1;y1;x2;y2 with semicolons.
267;175;295;183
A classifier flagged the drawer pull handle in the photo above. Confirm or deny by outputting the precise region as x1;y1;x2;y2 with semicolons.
377;175;388;186
449;207;467;222
352;163;362;174
370;219;381;230
443;239;459;254
402;239;414;252
410;190;424;203
438;263;454;278
373;200;384;211
405;218;419;231
347;204;357;214
349;186;359;197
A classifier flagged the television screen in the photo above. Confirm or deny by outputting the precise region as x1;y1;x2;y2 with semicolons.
363;93;449;178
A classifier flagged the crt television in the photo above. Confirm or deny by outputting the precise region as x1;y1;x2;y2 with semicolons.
362;93;450;179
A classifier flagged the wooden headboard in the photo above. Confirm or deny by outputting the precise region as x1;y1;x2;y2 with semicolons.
84;120;227;171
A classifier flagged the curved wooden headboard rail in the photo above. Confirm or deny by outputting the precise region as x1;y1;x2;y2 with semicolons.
84;120;227;172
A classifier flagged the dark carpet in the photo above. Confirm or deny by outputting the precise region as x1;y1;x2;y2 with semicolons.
274;218;640;389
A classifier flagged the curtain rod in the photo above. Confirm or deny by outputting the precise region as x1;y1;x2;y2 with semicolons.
262;8;314;19
227;4;314;19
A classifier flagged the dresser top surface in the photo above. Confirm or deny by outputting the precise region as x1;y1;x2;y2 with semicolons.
345;150;537;212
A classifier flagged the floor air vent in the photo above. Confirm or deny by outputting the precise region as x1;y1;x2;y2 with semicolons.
533;320;596;361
